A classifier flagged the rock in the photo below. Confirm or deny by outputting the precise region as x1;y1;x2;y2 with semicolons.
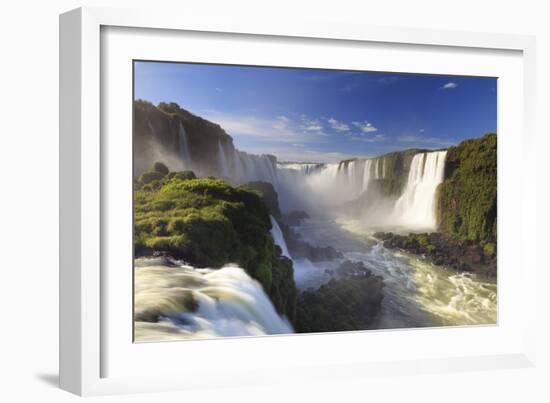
337;260;372;278
374;231;496;279
295;274;384;333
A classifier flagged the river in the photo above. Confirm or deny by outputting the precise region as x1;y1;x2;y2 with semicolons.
293;215;497;329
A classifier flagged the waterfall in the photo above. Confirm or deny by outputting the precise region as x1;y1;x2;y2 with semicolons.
393;150;447;230
134;258;293;342
168;127;448;232
228;150;279;184
178;122;192;169
270;216;290;258
217;141;229;177
361;159;373;194
276;152;446;231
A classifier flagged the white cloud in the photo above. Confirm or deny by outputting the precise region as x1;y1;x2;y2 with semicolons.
305;123;323;131
441;82;458;90
419;128;425;133
327;117;350;132
240;144;364;163
273;116;289;130
299;116;324;132
351;134;386;143
201;111;329;144
398;134;454;147
352;121;378;133
399;135;419;142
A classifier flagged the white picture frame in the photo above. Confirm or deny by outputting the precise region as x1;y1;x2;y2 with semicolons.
59;6;537;396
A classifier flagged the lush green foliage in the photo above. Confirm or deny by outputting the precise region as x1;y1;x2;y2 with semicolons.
134;164;297;320
239;181;282;219
375;231;496;278
270;255;297;323
437;133;497;243
135;173;272;275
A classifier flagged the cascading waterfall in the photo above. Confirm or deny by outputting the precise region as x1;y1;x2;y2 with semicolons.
137;108;496;336
276;157;382;208
362;159;373;194
172;128;447;232
393;150;447;230
270;216;290;258
134;258;293;341
374;158;380;179
178;122;192;169
217;141;230;178
276;151;447;231
218;149;279;184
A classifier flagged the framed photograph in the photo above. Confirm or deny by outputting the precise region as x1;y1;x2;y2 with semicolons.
60;7;537;396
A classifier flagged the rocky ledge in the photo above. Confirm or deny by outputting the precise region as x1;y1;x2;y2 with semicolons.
295;262;384;333
374;232;496;279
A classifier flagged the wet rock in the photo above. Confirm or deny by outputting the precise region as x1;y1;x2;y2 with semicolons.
337;260;372;278
295;274;384;333
375;231;496;279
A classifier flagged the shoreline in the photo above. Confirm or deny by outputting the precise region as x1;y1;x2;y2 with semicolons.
374;231;497;280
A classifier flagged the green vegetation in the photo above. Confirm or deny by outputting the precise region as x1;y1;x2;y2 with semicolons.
375;231;497;278
239;181;282;219
134;163;296;321
437;133;497;243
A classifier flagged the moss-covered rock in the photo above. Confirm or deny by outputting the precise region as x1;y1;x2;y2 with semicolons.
270;255;297;323
166;170;197;180
239;181;282;219
134;164;297;321
436;133;497;243
135;174;272;276
150;161;170;175
375;231;497;279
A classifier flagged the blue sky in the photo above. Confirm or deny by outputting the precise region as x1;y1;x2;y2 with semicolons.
134;61;497;163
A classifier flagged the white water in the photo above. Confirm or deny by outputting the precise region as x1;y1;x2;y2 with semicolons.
217;141;229;177
274;151;448;231
134;258;293;342
148;135;496;335
178;122;192;169
393;151;447;230
270;216;290;258
295;217;497;328
177;130;447;233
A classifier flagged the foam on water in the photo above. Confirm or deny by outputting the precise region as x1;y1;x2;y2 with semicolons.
134;258;293;342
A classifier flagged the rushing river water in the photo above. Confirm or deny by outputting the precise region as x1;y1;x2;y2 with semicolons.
293;216;497;329
134;215;497;342
135;143;497;341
